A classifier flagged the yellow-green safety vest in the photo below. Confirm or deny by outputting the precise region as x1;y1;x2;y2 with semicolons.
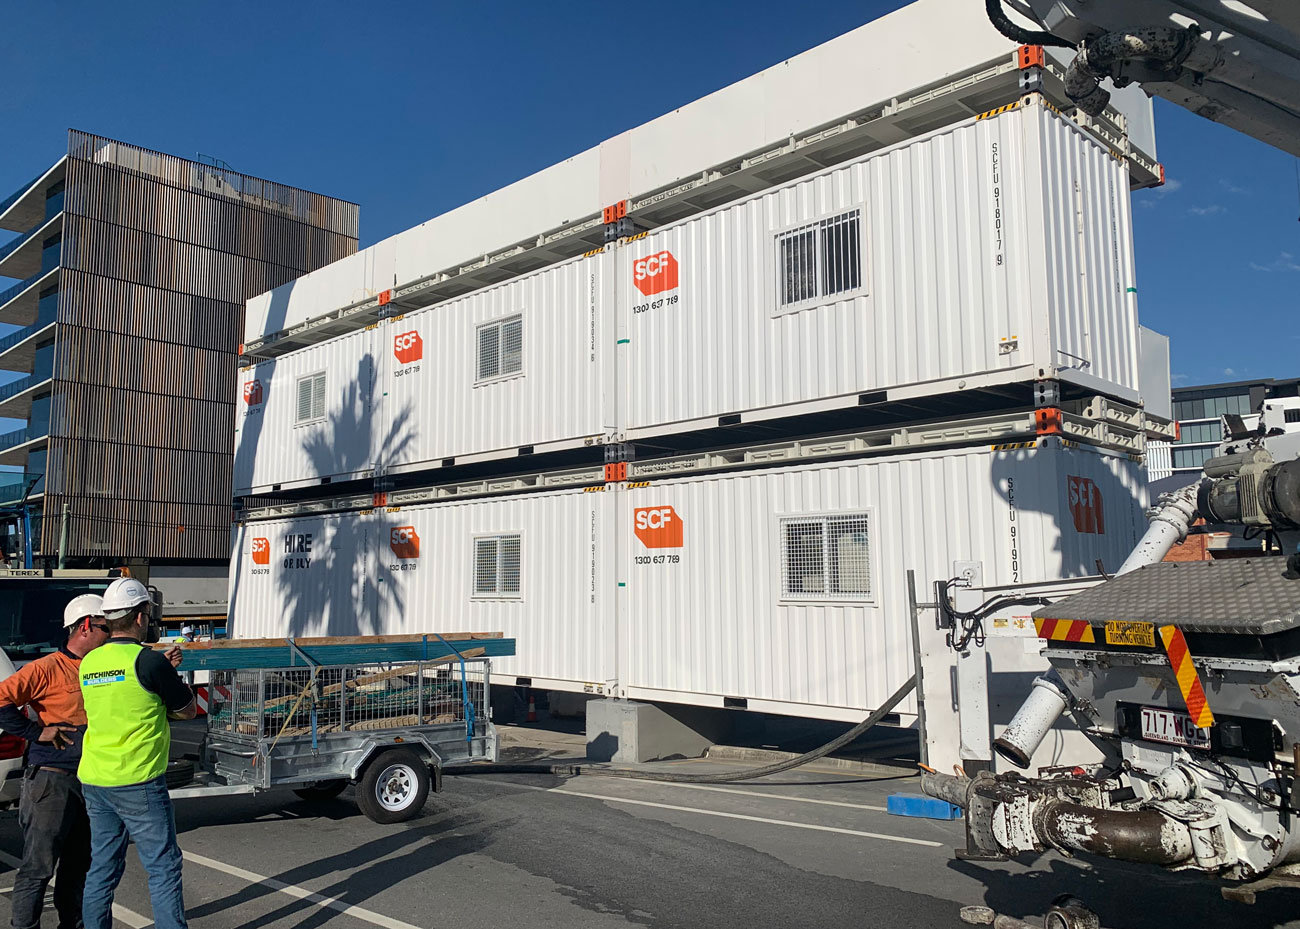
78;641;170;787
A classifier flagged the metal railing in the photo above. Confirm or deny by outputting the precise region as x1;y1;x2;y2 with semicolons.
0;424;46;453
0;471;41;504
0;308;55;358
0;173;43;223
0;268;56;314
0;373;49;404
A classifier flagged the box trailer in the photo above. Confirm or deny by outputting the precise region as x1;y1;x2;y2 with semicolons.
234;99;1146;495
230;438;1146;721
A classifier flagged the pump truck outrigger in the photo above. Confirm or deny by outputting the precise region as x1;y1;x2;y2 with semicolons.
920;4;1300;899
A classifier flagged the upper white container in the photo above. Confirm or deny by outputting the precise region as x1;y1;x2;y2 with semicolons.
233;99;1148;495
242;0;1156;344
229;439;1147;721
620;97;1140;440
235;254;612;494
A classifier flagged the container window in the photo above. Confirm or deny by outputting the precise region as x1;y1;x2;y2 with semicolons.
294;372;326;425
780;514;871;600
774;209;864;313
474;533;522;597
476;315;523;383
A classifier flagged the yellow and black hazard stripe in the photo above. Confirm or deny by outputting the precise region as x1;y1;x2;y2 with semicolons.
977;100;1022;121
991;441;1036;451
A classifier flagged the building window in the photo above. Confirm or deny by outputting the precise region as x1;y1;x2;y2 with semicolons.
1176;422;1223;445
1173;392;1252;421
779;514;872;600
1172;446;1214;470
774;209;864;312
294;372;326;425
476;316;523;382
474;534;521;597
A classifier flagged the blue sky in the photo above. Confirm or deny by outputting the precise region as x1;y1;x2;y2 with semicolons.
1;0;1296;394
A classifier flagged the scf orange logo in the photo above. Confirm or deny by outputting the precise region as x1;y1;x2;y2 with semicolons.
633;251;679;296
394;330;422;364
1068;476;1105;534
634;506;683;548
250;537;270;565
243;380;263;406
390;526;420;559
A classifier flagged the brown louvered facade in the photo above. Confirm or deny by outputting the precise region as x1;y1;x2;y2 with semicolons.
1;130;357;563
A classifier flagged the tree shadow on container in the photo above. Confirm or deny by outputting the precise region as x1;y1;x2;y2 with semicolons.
271;353;418;638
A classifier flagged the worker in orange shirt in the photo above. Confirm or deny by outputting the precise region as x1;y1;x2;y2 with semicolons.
0;595;111;929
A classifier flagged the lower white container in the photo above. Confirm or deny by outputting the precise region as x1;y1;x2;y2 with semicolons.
229;438;1146;721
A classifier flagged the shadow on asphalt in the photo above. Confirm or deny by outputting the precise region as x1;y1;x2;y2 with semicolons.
951;854;1300;929
184;809;495;929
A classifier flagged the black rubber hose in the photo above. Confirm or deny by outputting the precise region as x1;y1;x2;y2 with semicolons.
446;674;918;784
984;0;1076;50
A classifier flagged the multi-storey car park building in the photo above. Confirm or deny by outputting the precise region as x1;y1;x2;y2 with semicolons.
227;0;1180;741
0;131;358;569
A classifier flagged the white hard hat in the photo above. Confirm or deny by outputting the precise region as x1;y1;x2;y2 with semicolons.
180;625;194;636
101;577;153;620
63;594;104;629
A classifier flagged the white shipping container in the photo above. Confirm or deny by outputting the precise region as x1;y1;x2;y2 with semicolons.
234;256;612;495
234;327;376;494
230;440;1147;721
242;0;1156;344
622;97;1140;440
235;101;1149;495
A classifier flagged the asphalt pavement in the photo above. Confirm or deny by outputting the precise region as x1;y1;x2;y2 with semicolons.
0;724;1297;928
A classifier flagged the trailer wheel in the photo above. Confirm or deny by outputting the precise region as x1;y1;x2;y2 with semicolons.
356;749;430;824
292;779;349;802
164;760;195;789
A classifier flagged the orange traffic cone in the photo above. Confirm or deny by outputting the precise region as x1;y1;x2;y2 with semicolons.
526;691;538;723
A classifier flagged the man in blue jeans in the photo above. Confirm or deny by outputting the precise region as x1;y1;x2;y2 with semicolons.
78;578;195;929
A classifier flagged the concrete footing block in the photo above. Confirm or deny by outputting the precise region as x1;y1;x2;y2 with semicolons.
585;699;726;763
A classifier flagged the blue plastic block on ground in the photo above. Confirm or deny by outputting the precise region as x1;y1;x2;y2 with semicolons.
887;793;963;820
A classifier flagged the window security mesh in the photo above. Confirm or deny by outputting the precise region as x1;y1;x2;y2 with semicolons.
776;210;862;309
477;316;523;382
474;534;521;596
295;373;326;424
780;515;871;599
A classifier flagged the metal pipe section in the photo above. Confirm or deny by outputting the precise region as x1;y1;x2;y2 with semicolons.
1115;482;1201;576
1035;800;1194;867
920;771;970;808
992;672;1069;769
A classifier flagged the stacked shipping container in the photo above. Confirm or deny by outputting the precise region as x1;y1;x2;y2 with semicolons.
232;441;1146;721
233;99;1142;496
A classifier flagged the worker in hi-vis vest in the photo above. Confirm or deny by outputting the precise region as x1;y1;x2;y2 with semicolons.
78;577;195;929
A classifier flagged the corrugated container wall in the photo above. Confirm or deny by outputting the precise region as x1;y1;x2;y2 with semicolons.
234;255;612;494
622;99;1139;441
241;0;1157;343
235;102;1144;495
235;327;376;494
229;440;1146;721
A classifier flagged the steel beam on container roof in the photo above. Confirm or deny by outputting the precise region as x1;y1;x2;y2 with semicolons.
236;398;1159;522
240;53;1158;365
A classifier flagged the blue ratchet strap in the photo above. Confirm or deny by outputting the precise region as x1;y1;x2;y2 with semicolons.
432;633;475;745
